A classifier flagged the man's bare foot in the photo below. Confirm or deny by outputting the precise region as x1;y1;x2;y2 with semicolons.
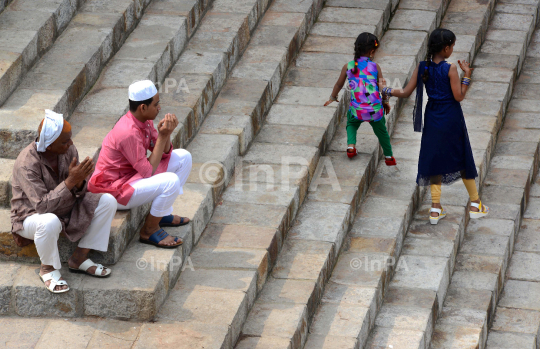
431;203;442;218
40;265;68;291
140;226;182;246
68;257;107;276
171;215;189;225
67;247;108;276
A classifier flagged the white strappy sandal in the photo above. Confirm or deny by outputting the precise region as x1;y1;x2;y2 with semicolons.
429;207;447;225
69;259;112;278
40;270;70;293
470;201;489;219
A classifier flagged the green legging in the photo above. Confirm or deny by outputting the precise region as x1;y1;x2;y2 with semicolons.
346;110;393;157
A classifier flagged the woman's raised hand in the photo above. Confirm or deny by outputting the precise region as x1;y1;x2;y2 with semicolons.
457;60;473;77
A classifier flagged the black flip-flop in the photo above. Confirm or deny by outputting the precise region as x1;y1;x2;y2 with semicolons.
139;228;183;249
159;214;190;227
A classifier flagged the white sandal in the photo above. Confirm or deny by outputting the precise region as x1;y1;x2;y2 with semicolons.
429;207;447;225
470;201;489;219
69;259;112;278
40;270;70;294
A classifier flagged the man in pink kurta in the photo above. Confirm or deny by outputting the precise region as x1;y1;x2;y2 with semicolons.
89;109;173;206
89;80;192;248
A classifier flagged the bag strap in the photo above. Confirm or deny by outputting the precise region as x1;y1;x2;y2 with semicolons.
413;61;425;133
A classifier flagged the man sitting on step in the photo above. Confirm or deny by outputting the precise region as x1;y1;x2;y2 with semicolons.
89;80;192;249
11;110;117;294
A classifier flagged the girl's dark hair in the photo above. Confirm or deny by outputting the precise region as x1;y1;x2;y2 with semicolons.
423;28;456;83
352;32;379;74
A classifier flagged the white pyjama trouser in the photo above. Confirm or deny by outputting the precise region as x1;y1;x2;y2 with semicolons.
117;149;192;217
18;193;117;269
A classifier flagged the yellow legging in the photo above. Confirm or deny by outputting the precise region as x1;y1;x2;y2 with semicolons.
431;178;479;204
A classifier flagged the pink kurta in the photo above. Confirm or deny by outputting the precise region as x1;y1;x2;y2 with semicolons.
88;111;172;205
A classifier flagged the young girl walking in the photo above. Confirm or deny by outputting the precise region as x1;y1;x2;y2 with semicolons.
383;28;488;224
325;32;397;166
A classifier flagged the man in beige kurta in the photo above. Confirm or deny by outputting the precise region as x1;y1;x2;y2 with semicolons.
11;110;117;293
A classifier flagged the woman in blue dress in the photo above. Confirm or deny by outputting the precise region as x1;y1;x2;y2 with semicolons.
383;29;489;224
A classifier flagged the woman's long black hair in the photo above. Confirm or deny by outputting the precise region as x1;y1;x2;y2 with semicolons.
422;29;456;83
352;32;379;74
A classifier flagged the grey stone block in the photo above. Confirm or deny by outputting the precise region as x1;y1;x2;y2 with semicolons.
288;201;351;258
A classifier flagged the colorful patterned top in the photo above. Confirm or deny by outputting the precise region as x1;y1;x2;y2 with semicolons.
346;57;383;122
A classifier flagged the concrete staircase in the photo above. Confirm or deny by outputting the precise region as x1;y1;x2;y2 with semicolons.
0;0;13;14
427;2;540;348
439;15;540;349
0;0;86;108
0;0;264;320
0;0;332;327
229;0;445;348
265;0;540;347
290;0;497;347
334;0;540;348
1;0;540;348
486;188;540;348
0;0;158;159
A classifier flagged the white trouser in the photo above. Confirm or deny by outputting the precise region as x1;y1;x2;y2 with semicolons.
18;193;117;270
117;149;192;217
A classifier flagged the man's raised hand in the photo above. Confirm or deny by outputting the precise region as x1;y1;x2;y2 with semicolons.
66;156;94;189
158;113;178;137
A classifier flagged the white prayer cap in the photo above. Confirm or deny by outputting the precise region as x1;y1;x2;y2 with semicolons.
36;110;64;152
128;80;158;102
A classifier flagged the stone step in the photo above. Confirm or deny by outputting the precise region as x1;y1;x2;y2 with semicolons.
0;158;14;208
0;0;319;322
0;317;146;348
227;0;452;348
55;0;272;265
429;5;540;349
0;0;160;159
0;0;13;14
0;222;191;319
487;186;540;348
294;0;530;347
0;0;85;108
301;1;493;348
70;0;276;163
0;0;213;319
0;0;269;264
133;0;398;346
0;0;215;263
134;0;336;345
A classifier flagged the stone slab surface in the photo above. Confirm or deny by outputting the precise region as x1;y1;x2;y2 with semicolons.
0;0;303;328
431;4;540;345
0;0;82;107
0;0;168;158
6;0;538;348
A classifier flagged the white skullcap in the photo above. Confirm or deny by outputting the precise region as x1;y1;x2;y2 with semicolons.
36;110;64;152
128;80;158;102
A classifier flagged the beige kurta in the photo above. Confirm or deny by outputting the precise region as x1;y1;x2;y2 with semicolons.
10;143;102;247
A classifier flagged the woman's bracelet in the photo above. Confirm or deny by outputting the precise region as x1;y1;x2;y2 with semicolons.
329;95;338;102
382;87;392;97
461;77;471;86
